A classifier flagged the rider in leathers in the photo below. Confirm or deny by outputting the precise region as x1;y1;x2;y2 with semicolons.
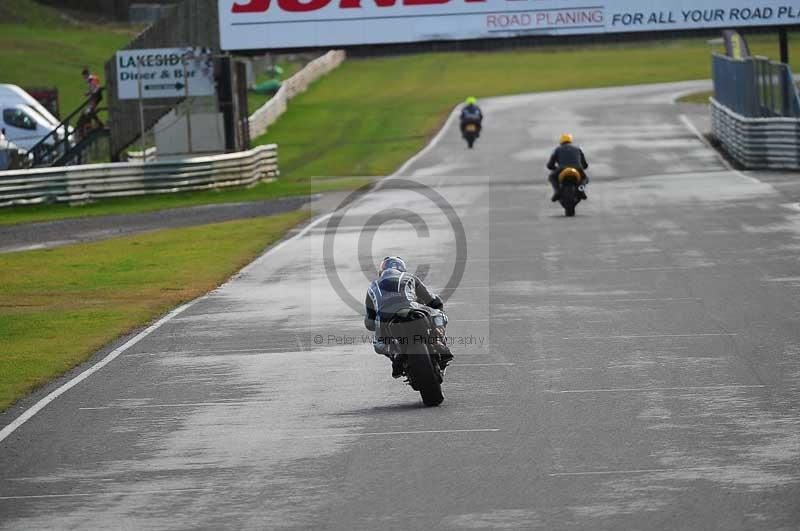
547;133;589;202
365;256;454;378
460;96;484;136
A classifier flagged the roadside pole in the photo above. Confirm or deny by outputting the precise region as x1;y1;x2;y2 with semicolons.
182;59;194;155
779;28;790;117
779;27;789;65
136;61;146;161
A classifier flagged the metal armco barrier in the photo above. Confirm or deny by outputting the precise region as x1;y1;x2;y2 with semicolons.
711;98;800;170
249;51;346;138
0;144;278;207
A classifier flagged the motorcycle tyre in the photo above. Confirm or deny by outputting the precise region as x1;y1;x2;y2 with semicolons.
406;344;444;407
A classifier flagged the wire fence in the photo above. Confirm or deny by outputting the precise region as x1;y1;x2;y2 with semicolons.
713;53;800;118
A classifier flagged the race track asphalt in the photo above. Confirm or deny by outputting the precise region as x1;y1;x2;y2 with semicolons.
0;195;317;254
1;80;799;530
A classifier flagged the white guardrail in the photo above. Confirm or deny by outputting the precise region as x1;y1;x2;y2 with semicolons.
711;98;800;170
249;50;346;138
0;144;278;207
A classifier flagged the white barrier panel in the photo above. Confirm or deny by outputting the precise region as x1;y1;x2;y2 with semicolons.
711;98;800;170
249;50;346;138
220;0;798;50
0;144;278;207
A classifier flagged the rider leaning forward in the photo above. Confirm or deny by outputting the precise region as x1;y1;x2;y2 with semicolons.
365;257;454;378
547;133;589;202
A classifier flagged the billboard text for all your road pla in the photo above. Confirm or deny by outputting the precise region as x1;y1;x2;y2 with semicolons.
219;0;798;50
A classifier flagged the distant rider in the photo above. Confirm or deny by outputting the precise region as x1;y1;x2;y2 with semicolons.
364;256;454;378
547;133;589;202
460;96;483;136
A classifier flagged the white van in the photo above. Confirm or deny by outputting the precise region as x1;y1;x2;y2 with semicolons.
0;84;71;152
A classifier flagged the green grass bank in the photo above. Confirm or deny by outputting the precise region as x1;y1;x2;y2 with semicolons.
0;0;135;117
0;211;311;411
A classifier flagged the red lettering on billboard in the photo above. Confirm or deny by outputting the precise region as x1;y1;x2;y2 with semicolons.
340;0;397;8
232;0;489;12
278;0;333;11
232;0;270;12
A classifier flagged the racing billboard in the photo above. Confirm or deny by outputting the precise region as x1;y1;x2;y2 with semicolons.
219;0;798;50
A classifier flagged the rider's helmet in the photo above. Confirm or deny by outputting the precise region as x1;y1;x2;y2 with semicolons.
559;133;574;145
379;256;407;274
465;96;477;106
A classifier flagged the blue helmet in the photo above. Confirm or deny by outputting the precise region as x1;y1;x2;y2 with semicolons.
379;256;407;274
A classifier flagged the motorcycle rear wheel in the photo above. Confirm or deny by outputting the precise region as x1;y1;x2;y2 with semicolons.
406;345;444;407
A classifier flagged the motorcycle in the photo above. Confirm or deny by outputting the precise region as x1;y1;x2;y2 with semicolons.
385;307;447;407
462;121;481;149
557;167;585;217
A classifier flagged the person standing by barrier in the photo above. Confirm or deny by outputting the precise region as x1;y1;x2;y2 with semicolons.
79;67;104;134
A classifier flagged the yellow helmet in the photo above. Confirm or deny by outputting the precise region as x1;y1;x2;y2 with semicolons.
465;96;477;105
559;133;574;145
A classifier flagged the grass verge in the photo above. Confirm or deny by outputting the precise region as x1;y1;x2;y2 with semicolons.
0;0;136;119
0;210;311;412
677;91;714;104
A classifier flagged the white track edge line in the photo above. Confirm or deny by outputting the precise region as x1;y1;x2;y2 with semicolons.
0;214;331;442
0;215;335;444
240;103;459;274
0;303;195;444
236;213;333;276
378;103;460;185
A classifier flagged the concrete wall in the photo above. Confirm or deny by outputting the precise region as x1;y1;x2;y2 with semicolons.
154;111;225;156
248;51;346;139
